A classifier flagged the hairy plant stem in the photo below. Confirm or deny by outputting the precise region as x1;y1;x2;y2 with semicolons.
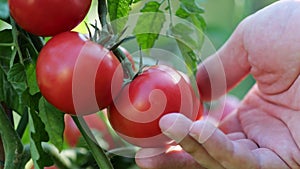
113;47;136;80
96;0;136;81
98;0;108;29
72;116;114;169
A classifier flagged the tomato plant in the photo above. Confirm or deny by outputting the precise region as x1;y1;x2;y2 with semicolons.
8;0;92;36
36;31;123;115
108;65;202;148
0;0;210;168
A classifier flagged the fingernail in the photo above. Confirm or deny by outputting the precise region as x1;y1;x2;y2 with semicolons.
159;113;192;143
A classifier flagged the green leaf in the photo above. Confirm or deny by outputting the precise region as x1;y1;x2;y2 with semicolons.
170;0;206;75
22;90;41;112
176;1;206;31
133;1;166;50
0;19;11;31
39;97;64;151
0;25;41;115
179;0;204;14
26;63;40;95
0;29;13;72
0;0;9;20
169;22;203;75
0;26;41;115
132;0;141;3
140;1;161;12
108;0;133;34
176;40;198;75
170;22;204;49
107;0;132;21
29;109;53;169
0;30;30;113
18;34;39;63
7;63;27;95
175;6;190;19
0;65;25;114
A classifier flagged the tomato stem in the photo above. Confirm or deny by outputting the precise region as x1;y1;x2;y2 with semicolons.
98;0;108;30
113;47;136;80
72;116;114;169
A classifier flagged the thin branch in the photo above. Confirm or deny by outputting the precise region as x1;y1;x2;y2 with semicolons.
98;0;109;29
72;116;114;169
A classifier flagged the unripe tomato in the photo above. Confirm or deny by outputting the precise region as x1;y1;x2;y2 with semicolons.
108;65;202;148
8;0;92;36
64;113;115;149
36;32;123;115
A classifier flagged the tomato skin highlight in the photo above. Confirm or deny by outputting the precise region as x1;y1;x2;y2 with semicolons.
108;65;202;147
8;0;92;36
36;32;123;115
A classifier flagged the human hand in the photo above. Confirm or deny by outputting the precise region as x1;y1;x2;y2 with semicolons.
136;0;300;168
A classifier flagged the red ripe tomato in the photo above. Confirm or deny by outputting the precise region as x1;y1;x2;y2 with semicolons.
8;0;91;36
64;113;115;149
36;32;123;115
108;65;202;148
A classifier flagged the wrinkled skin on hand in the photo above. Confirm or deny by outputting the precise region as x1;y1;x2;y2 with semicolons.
136;0;300;168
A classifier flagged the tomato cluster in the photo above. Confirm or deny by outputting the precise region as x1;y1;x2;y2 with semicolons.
35;33;202;147
8;0;203;148
35;32;202;147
